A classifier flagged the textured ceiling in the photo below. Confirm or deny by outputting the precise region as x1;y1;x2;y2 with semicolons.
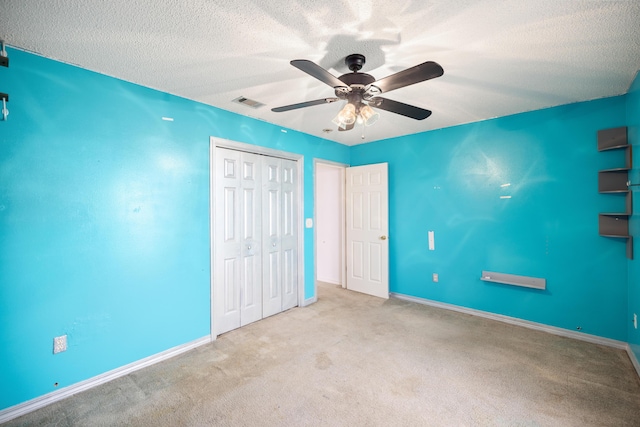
2;0;640;145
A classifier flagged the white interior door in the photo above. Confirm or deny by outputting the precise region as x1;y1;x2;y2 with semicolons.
214;148;263;335
262;156;299;317
239;152;263;326
346;163;389;299
280;158;298;311
262;156;283;318
214;148;242;334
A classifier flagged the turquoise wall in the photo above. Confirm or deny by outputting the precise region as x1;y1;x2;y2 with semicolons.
351;97;630;341
0;48;349;410
627;71;640;365
2;46;637;412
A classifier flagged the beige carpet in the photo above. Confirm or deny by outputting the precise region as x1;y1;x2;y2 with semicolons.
6;283;640;426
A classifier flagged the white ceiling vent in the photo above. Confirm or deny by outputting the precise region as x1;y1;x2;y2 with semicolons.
233;96;265;109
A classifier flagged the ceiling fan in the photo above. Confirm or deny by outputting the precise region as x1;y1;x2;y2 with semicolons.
272;54;444;131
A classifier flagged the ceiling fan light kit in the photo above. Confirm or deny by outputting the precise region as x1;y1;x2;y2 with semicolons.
272;53;443;133
333;102;357;128
359;104;379;126
332;102;379;130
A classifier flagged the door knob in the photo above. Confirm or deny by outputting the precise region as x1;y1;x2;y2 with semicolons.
380;235;387;240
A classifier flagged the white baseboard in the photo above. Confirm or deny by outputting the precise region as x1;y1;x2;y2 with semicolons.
396;291;640;382
391;293;628;350
303;295;318;307
628;346;640;378
0;336;212;424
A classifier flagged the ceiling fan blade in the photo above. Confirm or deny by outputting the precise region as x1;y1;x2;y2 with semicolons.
369;97;432;120
271;97;340;112
291;60;348;89
370;61;443;94
338;122;355;131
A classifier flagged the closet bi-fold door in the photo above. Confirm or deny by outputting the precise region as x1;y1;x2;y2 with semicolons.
280;158;298;311
262;157;282;318
262;157;298;317
214;148;263;335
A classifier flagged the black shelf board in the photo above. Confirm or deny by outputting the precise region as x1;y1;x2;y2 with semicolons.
600;212;631;217
597;127;628;151
599;234;631;238
599;190;629;194
600;167;631;172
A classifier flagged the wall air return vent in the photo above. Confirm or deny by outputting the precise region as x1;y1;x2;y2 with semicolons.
233;96;265;109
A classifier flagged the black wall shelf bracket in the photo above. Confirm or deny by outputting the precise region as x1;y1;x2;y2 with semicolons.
0;40;8;120
0;40;8;67
1;93;8;121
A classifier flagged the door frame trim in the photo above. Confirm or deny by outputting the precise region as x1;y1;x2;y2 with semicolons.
313;159;347;289
209;137;305;340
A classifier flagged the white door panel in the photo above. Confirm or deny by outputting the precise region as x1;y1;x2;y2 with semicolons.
346;163;389;299
262;156;282;318
239;152;262;326
215;149;263;334
281;158;298;311
215;148;242;334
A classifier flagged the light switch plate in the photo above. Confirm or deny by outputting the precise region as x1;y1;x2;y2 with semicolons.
428;231;435;250
305;218;313;228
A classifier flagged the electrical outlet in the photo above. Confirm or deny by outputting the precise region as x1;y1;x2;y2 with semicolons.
634;313;638;330
432;273;439;283
53;335;67;354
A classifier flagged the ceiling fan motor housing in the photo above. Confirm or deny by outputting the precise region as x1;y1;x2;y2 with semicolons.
336;73;376;99
338;73;375;86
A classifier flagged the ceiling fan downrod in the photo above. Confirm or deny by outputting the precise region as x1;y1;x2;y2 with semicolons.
345;54;365;73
